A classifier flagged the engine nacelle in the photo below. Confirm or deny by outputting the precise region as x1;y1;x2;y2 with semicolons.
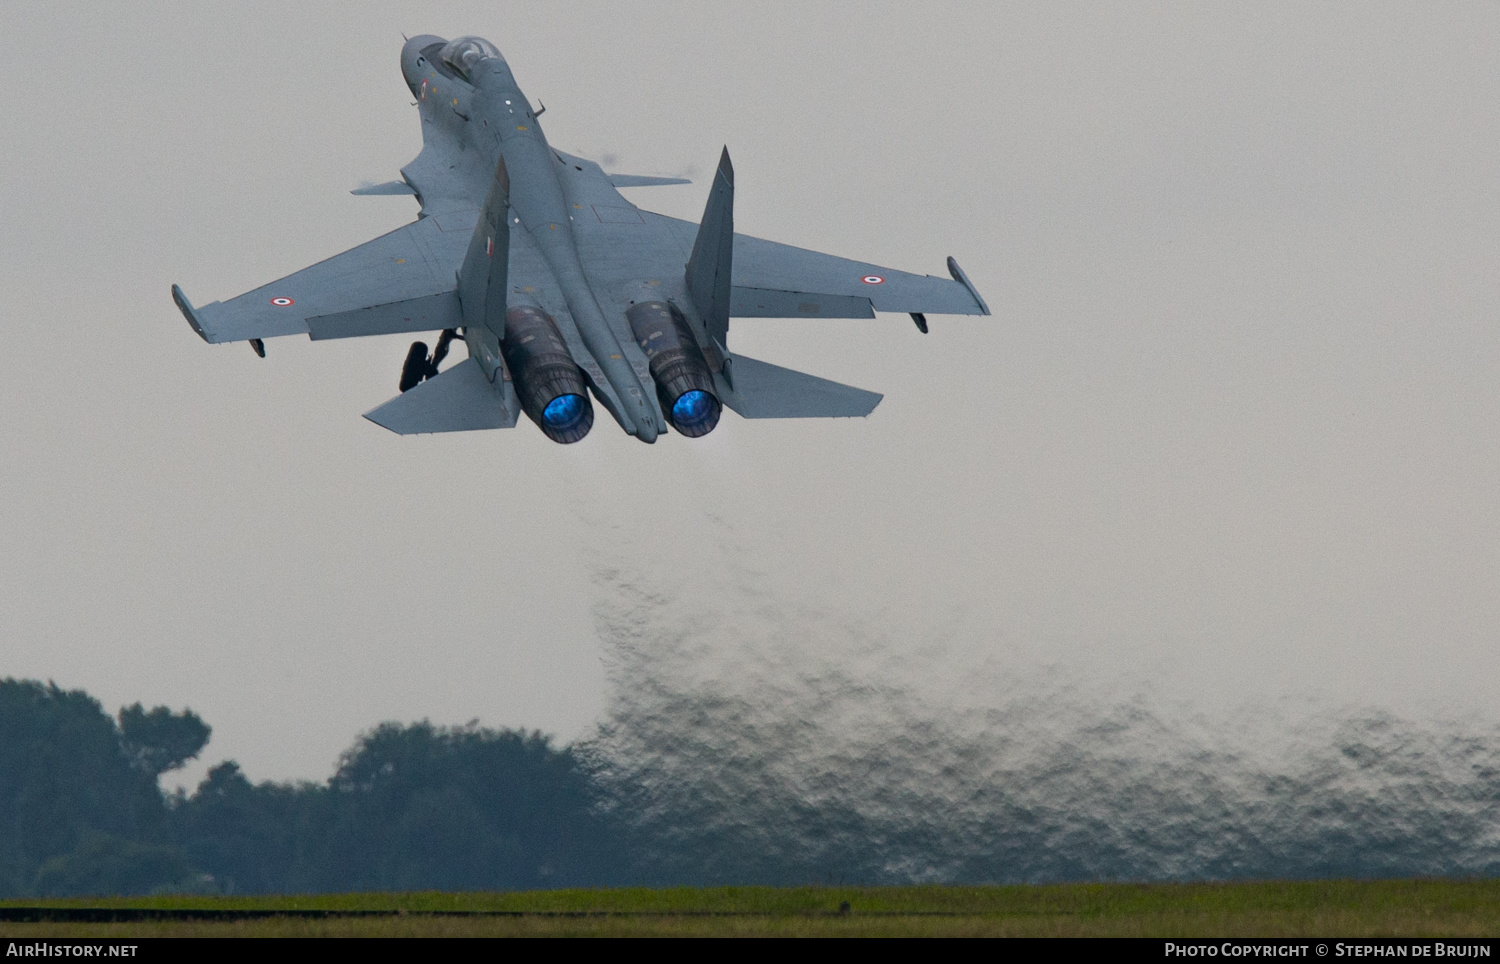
500;305;594;444
627;302;722;438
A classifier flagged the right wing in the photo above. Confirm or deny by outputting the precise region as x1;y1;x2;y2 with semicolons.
632;211;987;321
174;210;478;344
729;238;990;320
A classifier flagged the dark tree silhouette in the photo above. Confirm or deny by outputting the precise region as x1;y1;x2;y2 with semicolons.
173;761;324;895
33;836;193;898
0;678;632;896
118;703;210;777
0;679;180;896
305;721;621;891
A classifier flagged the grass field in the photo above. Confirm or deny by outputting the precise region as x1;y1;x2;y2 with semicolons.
3;880;1498;937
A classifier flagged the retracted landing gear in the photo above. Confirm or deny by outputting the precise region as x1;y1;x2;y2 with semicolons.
398;328;461;392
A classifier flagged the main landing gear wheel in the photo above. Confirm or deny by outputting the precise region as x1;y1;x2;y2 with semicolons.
399;341;431;392
398;329;461;392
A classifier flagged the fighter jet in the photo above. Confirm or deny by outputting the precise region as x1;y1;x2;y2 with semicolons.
172;35;990;443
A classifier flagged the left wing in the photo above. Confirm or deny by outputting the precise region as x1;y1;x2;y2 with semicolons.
173;211;478;344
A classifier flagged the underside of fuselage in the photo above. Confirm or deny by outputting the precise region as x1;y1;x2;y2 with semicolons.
396;34;719;444
170;33;989;443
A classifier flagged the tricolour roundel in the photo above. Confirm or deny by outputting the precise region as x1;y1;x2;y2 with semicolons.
861;275;885;285
270;297;295;307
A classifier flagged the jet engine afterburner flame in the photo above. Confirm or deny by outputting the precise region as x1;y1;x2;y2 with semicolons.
501;305;594;443
627;302;722;438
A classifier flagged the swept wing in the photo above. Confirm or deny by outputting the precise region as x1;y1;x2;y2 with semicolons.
555;149;987;325
176;212;478;344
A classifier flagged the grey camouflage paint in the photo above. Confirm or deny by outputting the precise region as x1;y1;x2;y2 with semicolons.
172;34;989;442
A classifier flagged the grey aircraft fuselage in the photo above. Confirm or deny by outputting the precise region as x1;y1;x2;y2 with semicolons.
403;37;664;441
171;34;990;444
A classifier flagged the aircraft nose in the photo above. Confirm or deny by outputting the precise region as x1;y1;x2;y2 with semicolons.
400;35;445;91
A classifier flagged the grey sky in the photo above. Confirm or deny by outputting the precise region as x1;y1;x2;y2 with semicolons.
2;2;1497;789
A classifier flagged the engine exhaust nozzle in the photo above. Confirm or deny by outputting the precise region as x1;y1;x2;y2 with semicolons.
501;305;594;444
627;301;722;438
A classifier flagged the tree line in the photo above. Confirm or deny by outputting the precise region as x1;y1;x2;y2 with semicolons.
9;674;1496;894
0;678;627;896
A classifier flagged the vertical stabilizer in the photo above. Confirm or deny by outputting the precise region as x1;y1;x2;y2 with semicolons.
686;147;734;350
458;157;512;334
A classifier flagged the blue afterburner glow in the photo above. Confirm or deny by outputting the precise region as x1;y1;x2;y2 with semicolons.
672;390;715;427
542;393;587;428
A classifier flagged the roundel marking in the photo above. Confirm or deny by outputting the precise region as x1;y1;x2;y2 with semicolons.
861;275;886;285
270;297;295;307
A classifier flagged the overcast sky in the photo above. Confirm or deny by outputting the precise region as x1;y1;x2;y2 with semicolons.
2;2;1497;788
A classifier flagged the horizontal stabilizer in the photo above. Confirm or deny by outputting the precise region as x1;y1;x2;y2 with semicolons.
714;353;881;419
307;291;460;340
364;358;518;434
608;174;691;187
352;180;417;196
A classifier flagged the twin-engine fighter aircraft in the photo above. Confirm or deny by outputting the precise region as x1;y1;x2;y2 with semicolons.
173;35;990;443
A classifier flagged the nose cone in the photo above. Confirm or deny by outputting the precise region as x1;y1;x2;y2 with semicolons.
400;34;446;93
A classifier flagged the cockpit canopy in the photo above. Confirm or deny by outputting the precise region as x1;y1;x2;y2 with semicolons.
439;36;501;79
